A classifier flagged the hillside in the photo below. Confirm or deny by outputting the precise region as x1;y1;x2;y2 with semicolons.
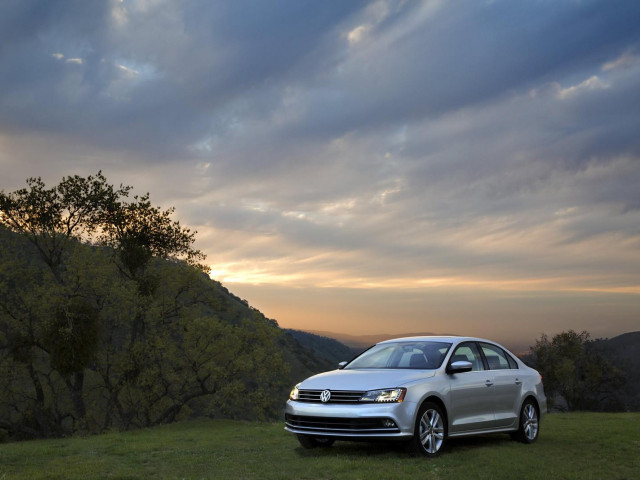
0;225;330;383
285;329;357;369
200;283;343;385
0;225;332;439
187;278;336;381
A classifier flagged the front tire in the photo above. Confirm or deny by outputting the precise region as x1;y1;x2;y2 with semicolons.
407;401;447;457
296;435;335;449
513;399;539;444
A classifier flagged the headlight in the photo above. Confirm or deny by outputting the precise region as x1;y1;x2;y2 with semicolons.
289;384;300;400
360;388;406;403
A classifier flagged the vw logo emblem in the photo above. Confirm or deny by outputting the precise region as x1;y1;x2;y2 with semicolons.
320;390;331;403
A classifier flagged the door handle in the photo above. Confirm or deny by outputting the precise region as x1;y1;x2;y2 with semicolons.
485;380;494;387
515;378;522;385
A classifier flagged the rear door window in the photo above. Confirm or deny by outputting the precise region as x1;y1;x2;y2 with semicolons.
479;343;512;370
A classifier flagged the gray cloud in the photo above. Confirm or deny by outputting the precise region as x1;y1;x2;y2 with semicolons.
0;0;369;158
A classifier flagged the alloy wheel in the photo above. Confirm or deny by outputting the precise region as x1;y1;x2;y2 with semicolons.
419;408;445;454
522;403;539;441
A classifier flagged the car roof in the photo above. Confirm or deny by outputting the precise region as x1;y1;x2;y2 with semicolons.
377;335;495;345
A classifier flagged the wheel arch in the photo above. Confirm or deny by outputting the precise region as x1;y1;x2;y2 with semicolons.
415;395;449;433
521;394;540;415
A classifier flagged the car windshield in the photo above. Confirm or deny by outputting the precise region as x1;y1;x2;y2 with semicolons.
344;341;452;370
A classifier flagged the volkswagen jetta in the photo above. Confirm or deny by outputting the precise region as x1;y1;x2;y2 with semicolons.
284;336;546;456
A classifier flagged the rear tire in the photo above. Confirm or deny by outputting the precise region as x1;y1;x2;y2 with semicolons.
296;435;335;449
407;401;447;457
513;399;539;444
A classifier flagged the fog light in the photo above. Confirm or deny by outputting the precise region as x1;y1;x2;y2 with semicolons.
382;419;396;428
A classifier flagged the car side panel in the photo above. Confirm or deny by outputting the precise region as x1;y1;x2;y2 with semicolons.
447;371;496;433
490;369;521;428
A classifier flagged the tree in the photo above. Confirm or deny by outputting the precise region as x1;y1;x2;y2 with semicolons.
0;173;288;439
0;173;129;277
0;173;203;432
529;330;627;411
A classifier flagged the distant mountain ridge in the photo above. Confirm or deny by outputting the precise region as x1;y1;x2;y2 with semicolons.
593;331;640;410
305;330;536;356
305;330;443;350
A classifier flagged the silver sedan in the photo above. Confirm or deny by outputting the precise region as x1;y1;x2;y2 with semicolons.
284;336;546;456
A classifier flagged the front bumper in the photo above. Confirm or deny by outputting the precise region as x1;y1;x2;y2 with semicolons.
284;399;416;439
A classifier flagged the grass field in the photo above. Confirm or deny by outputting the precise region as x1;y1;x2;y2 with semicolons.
1;412;638;479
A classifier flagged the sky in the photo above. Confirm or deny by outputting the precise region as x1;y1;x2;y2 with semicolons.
1;0;639;351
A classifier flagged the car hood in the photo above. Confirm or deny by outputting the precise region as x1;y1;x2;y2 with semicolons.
298;369;436;391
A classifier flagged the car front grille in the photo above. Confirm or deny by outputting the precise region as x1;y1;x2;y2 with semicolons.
297;389;365;403
285;414;400;434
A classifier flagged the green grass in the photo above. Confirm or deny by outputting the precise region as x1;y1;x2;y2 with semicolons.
1;413;638;479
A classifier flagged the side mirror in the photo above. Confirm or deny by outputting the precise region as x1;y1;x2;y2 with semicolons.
447;360;473;374
338;361;348;369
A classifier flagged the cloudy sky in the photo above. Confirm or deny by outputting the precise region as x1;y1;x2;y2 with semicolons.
1;0;639;349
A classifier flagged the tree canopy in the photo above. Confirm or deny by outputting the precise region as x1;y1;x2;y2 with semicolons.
0;172;205;276
529;330;627;411
0;173;290;440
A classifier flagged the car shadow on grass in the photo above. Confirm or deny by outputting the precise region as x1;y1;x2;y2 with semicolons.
294;434;515;458
295;441;406;458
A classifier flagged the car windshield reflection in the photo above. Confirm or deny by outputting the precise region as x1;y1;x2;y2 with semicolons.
345;341;452;370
